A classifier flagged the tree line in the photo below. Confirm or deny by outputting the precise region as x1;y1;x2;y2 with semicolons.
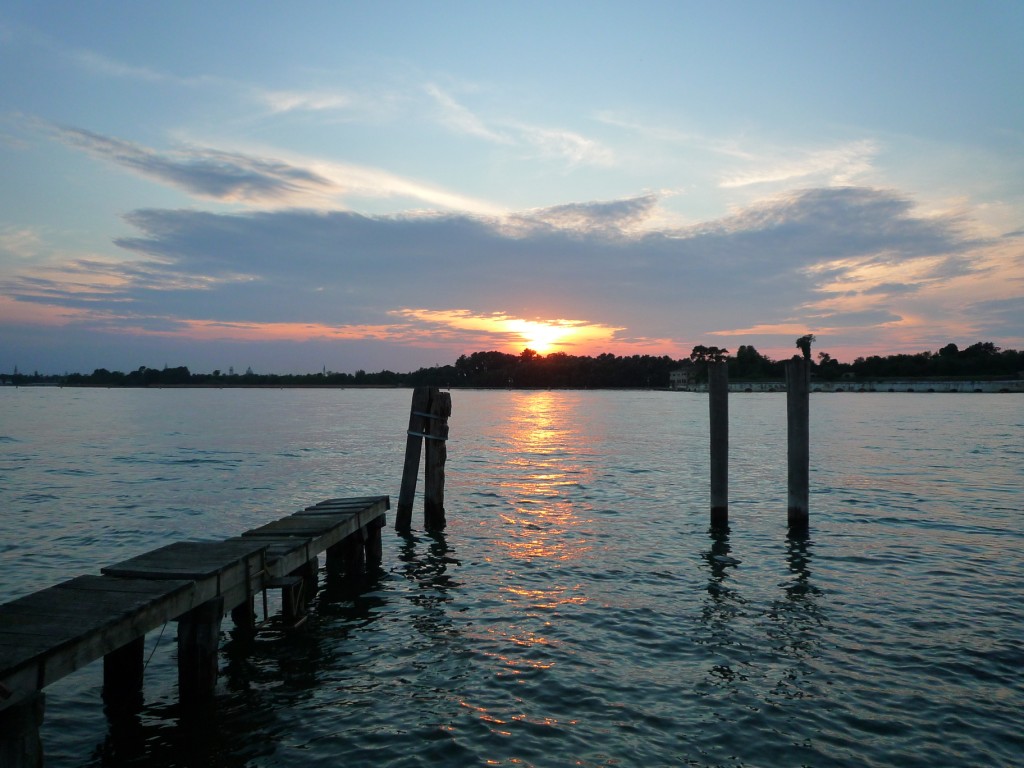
2;341;1020;389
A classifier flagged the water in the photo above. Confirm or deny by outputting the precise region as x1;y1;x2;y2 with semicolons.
1;388;1022;767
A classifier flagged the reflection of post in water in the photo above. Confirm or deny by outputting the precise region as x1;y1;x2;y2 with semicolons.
397;531;461;636
697;526;749;692
703;526;741;600
783;529;818;600
764;530;825;701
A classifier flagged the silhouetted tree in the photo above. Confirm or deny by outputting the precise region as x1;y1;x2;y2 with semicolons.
795;334;815;360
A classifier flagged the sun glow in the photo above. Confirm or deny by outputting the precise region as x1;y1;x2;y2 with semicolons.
507;319;573;354
393;308;624;355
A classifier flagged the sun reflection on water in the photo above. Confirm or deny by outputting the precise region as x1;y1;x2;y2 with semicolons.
494;392;596;565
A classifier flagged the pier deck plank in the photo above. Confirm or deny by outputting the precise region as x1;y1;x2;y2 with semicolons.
0;575;194;706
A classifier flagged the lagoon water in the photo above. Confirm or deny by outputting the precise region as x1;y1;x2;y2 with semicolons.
1;387;1022;767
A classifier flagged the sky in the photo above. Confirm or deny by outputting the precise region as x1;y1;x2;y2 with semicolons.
1;1;1022;375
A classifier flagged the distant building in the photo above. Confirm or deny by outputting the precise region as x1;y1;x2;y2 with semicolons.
669;367;693;389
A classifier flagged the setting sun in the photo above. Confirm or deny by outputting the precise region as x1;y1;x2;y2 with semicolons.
393;308;625;356
509;319;574;354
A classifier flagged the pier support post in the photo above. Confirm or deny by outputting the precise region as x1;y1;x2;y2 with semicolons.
230;598;256;631
103;636;145;712
424;391;451;530
327;531;365;581
709;361;729;528
364;519;384;565
300;556;319;599
177;597;224;703
786;356;810;530
0;693;45;768
396;386;451;531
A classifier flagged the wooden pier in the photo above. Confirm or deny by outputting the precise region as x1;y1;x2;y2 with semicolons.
0;495;388;767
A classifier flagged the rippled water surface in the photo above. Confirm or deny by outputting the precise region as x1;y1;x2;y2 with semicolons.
1;387;1022;766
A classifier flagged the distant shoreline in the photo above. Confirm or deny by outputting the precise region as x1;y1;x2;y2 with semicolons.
4;380;1021;393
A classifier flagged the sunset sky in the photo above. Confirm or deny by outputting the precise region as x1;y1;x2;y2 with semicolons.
2;1;1022;374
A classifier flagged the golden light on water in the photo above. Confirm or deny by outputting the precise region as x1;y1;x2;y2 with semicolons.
494;392;596;564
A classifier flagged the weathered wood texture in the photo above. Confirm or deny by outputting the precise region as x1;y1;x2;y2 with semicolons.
0;576;194;710
396;386;432;529
708;361;729;527
786;356;810;529
424;390;451;530
177;597;224;703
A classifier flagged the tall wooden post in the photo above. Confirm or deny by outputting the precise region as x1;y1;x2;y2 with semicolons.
396;386;432;530
787;356;810;529
424;391;451;530
709;361;729;527
177;597;224;703
396;386;450;531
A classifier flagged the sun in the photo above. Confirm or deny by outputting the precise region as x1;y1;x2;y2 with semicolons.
512;319;573;354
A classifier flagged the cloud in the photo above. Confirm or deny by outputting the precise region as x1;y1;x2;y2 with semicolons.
3;185;1015;367
51;125;338;205
45;124;505;214
258;89;354;114
510;195;659;235
719;140;878;189
424;84;613;166
0;226;42;261
425;83;509;143
70;49;172;83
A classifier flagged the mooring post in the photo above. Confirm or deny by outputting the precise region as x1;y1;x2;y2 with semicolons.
786;355;810;529
0;693;45;768
176;597;224;703
396;386;432;530
709;361;729;528
424;390;451;530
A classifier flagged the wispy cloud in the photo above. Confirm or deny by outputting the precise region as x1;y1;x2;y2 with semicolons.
258;88;354;114
425;83;509;143
424;84;613;167
719;140;878;188
0;226;42;261
51;125;338;205
70;49;172;83
45;124;505;213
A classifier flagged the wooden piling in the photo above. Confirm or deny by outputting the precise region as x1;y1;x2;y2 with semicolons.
786;356;810;529
396;386;451;531
396;386;432;530
708;361;729;527
176;597;224;703
424;391;451;530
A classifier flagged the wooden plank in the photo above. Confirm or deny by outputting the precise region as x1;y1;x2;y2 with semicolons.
102;541;267;580
243;515;354;537
224;536;316;580
303;495;389;513
316;495;389;507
